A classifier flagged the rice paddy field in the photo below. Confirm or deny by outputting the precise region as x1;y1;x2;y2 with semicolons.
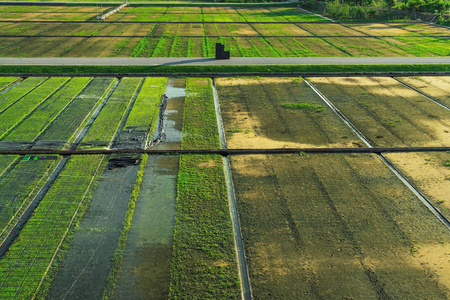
0;74;448;299
0;5;449;57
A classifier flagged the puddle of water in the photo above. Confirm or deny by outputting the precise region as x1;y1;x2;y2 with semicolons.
153;78;185;150
112;155;179;300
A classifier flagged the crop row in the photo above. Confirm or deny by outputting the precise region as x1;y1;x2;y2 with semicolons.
117;77;168;146
0;77;70;140
3;34;447;58
170;78;240;298
0;156;60;246
79;77;142;149
2;77;92;144
0;155;106;299
37;77;116;148
0;77;46;113
0;77;19;93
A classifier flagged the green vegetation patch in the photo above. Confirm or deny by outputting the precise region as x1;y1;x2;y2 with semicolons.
182;78;221;150
169;76;239;298
80;77;141;149
0;77;69;140
170;154;240;299
2;77;92;142
283;102;325;112
0;156;60;246
0;155;106;299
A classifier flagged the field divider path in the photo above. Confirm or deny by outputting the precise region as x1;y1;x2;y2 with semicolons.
304;77;450;231
393;77;450;110
0;146;449;156
212;78;252;300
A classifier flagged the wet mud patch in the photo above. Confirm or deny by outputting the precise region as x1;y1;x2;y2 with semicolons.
112;155;179;300
47;162;139;300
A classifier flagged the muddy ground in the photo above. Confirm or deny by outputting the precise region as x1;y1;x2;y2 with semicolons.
47;163;139;299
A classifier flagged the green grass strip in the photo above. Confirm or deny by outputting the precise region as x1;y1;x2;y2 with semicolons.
0;64;448;75
102;154;148;300
169;77;239;299
182;77;221;150
170;154;240;299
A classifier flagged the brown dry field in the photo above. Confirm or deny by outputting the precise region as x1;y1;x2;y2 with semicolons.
61;36;130;57
252;23;312;36
231;153;450;299
307;77;450;147
0;36;85;57
388;23;450;36
298;23;363;36
346;23;420;36
216;77;361;148
384;152;450;219
397;76;450;107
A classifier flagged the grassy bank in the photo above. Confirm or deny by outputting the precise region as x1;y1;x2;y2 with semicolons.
0;64;448;75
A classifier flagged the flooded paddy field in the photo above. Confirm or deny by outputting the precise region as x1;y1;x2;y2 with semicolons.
0;75;448;299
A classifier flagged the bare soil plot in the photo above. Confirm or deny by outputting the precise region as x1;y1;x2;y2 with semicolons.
62;37;129;57
396;76;450;107
384;152;450;220
230;153;450;299
215;77;361;148
387;22;450;36
48;22;108;36
346;23;421;36
0;36;84;57
252;23;312;36
323;37;414;56
307;77;450;147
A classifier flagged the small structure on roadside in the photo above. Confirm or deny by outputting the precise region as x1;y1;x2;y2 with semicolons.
215;43;230;59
